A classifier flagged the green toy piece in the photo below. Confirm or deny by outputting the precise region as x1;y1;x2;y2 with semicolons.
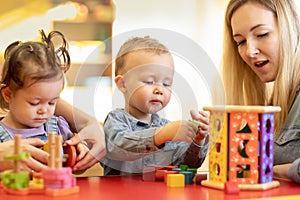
1;170;30;189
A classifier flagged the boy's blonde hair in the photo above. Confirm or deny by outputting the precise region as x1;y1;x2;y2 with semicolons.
115;36;170;76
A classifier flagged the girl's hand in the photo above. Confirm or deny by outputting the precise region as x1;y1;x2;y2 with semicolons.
0;138;49;173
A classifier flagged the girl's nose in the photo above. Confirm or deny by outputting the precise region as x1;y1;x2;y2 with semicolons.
37;108;46;114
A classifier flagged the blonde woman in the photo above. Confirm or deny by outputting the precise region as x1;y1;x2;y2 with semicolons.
222;0;300;183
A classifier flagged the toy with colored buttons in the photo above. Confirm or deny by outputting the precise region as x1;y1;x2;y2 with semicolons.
201;105;281;193
142;164;207;187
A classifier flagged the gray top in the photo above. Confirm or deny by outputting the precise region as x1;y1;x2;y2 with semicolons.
274;86;300;183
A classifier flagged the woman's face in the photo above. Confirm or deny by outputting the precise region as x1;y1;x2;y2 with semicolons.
231;2;280;83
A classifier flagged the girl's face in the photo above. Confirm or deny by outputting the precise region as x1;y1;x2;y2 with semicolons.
119;51;174;121
4;77;63;129
231;2;280;83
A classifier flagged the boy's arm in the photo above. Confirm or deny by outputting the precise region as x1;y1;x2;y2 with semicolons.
104;111;163;161
182;136;209;168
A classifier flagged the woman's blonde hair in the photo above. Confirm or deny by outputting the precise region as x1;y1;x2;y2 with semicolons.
222;0;300;139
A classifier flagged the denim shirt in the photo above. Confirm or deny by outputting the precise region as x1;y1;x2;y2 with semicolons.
101;108;208;175
273;85;300;183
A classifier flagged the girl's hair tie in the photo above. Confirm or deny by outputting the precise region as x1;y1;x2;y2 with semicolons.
27;45;34;52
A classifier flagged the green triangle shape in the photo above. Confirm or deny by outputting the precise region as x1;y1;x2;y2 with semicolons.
237;123;252;133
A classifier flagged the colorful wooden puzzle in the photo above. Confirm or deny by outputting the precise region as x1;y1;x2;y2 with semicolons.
202;105;281;191
0;133;79;196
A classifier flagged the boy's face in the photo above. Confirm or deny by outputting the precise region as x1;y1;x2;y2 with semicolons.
3;78;63;128
117;51;174;119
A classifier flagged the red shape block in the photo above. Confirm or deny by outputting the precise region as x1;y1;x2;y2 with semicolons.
225;181;240;194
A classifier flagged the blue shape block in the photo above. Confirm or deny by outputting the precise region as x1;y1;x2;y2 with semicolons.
180;171;193;184
172;168;182;172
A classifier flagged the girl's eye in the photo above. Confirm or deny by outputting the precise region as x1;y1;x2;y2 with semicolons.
163;83;171;87
29;102;39;106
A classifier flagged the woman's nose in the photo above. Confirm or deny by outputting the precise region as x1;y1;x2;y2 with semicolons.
246;43;259;58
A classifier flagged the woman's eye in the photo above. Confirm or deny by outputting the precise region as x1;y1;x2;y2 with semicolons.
236;40;246;46
257;33;268;38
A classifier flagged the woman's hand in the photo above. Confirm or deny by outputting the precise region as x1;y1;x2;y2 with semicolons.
66;120;106;171
273;163;292;179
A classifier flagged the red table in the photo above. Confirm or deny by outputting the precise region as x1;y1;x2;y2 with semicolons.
1;175;300;200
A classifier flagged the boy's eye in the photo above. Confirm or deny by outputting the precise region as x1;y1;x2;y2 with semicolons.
143;81;154;85
49;102;56;106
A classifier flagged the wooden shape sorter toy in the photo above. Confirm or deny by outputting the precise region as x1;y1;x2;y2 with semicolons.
202;105;281;191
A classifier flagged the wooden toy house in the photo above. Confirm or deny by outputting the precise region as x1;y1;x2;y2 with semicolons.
202;105;281;190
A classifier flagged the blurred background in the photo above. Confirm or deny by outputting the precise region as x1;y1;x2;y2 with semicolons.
3;0;299;123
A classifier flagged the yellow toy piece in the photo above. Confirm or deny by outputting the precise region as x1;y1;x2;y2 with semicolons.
166;174;185;187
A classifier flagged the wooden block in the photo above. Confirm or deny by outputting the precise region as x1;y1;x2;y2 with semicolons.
171;168;182;172
179;164;188;171
195;173;208;184
155;170;167;181
142;167;156;181
164;166;178;171
225;181;240;194
167;174;185;187
180;171;193;184
164;171;178;183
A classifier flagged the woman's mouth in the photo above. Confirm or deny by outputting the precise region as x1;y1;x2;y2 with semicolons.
255;60;269;68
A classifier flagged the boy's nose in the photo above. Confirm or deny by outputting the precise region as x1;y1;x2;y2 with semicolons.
153;88;163;95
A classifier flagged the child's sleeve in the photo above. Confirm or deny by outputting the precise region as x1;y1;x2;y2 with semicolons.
287;157;300;184
181;136;209;168
57;116;74;142
104;110;162;161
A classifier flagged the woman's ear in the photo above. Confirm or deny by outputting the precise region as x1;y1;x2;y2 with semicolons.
1;87;12;103
115;75;126;93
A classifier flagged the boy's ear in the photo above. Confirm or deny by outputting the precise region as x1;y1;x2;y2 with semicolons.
1;87;12;103
115;75;126;93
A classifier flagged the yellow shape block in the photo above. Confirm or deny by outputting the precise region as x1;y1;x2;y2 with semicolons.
167;174;185;187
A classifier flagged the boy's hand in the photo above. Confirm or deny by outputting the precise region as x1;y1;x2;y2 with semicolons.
154;120;198;146
190;109;209;145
